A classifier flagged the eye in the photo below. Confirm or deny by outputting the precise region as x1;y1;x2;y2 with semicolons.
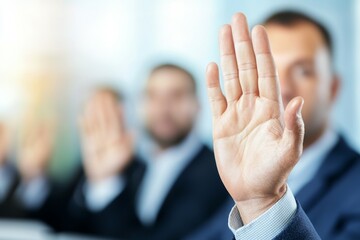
292;64;315;80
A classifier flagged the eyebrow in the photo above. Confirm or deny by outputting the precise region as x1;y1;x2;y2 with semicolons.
289;58;315;67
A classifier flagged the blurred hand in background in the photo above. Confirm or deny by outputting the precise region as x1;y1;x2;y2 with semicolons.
79;89;134;183
0;122;10;167
18;122;55;183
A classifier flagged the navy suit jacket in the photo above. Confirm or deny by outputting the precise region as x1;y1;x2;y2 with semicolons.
274;202;320;240
186;136;360;240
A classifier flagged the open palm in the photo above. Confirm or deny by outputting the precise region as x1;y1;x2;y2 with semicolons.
19;123;54;182
206;13;305;221
79;94;133;183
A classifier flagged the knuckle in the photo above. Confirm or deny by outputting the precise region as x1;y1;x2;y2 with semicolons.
238;62;257;71
223;72;239;81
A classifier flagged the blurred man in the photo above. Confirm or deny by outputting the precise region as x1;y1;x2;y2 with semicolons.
16;122;54;211
134;64;228;239
188;11;360;240
64;66;228;239
0;120;56;222
61;87;140;238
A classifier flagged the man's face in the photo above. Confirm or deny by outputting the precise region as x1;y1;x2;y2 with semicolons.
266;22;339;146
143;68;199;148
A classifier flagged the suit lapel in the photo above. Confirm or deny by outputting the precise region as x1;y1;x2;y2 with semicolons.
154;146;205;222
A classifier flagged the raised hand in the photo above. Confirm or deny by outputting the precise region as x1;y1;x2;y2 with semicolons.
18;122;54;182
79;92;133;183
206;13;305;223
0;122;10;166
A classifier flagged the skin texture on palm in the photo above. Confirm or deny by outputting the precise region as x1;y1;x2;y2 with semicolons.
79;91;133;183
206;13;305;224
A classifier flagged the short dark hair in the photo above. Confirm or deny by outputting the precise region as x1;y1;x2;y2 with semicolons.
263;11;333;55
150;63;197;93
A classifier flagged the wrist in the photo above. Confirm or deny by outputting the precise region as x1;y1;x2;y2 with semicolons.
235;184;287;224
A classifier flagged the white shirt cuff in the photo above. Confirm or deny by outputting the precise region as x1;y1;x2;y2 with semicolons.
16;176;50;210
228;186;297;240
83;175;125;212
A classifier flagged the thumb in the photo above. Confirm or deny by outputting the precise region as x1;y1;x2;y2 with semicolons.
284;97;304;132
282;97;305;163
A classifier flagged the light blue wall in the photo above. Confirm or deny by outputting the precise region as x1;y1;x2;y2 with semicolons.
356;0;360;149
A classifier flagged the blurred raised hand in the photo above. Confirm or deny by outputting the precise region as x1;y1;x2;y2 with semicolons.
0;122;10;167
206;13;305;224
18;121;54;182
79;92;133;183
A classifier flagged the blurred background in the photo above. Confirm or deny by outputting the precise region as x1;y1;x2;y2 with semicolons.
0;0;358;181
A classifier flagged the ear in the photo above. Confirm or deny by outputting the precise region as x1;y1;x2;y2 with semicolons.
330;74;340;103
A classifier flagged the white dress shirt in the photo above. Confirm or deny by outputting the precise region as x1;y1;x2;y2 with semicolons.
229;128;339;239
83;175;126;211
16;176;50;210
136;131;203;225
229;187;296;240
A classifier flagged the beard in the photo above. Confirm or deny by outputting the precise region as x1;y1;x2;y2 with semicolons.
145;124;194;149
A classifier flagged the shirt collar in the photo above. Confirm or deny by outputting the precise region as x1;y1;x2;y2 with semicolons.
139;129;203;165
136;130;203;224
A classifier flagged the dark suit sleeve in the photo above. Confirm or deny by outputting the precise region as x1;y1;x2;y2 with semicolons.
274;202;320;240
62;181;141;239
59;159;145;239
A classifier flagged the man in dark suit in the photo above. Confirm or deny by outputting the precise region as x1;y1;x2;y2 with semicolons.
60;87;142;238
0;120;64;231
63;67;228;239
189;11;359;240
